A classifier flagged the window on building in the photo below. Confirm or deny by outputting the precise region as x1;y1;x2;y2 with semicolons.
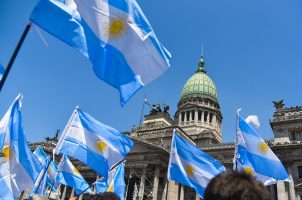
191;110;195;121
290;130;302;141
209;113;213;123
181;112;185;122
204;111;208;122
298;166;302;178
186;111;190;121
198;111;202;121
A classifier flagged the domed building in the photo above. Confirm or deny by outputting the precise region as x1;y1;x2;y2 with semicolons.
31;56;302;200
175;56;222;146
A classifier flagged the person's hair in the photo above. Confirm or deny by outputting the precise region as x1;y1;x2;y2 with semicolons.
204;172;270;200
81;192;120;200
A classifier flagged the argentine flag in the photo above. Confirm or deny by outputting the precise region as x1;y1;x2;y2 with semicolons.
33;146;59;190
56;155;92;194
0;94;42;199
234;111;289;185
168;133;226;198
30;0;171;106
95;161;126;200
30;157;51;197
54;108;133;180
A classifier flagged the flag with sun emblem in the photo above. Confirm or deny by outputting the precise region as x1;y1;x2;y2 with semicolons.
234;112;289;185
56;155;92;194
0;94;42;199
54;107;133;180
168;132;226;198
30;0;171;106
95;161;126;200
33;146;59;191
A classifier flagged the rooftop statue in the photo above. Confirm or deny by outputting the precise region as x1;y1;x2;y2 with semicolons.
273;100;285;110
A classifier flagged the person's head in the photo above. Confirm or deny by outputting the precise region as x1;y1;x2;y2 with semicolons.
204;172;270;200
81;192;120;200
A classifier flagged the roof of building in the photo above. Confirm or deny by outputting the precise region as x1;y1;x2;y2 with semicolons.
180;56;218;103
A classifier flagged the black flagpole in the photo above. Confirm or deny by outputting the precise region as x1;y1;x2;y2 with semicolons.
0;22;32;92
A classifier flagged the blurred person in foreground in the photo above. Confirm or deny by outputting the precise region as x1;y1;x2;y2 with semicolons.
204;172;270;200
70;192;120;200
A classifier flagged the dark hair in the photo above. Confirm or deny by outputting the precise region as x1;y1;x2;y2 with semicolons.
82;192;120;200
204;172;270;200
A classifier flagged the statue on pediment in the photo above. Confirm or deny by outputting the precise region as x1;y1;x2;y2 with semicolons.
273;100;285;110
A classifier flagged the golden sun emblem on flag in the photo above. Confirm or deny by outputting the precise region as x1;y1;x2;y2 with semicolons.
107;183;113;192
96;141;107;153
186;165;194;176
243;167;254;175
0;145;12;161
72;167;81;175
105;16;128;40
258;142;269;153
47;166;53;174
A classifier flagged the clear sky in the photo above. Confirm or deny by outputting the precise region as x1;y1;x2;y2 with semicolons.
0;0;302;143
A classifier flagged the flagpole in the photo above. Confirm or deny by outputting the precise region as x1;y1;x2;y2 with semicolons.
234;109;241;171
35;158;52;193
48;156;64;198
0;22;32;92
139;97;147;126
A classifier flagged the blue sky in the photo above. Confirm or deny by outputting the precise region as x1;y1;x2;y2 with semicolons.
0;0;302;143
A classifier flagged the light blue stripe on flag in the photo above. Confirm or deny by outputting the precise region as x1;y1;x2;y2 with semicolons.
0;173;14;199
56;155;92;194
30;0;171;106
0;94;42;199
30;157;51;197
168;133;225;198
95;161;126;200
237;145;288;180
55;108;133;180
33;146;58;190
235;112;289;185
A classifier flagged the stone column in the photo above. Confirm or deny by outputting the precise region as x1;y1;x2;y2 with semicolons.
196;192;200;200
289;175;296;200
126;169;134;200
152;166;160;200
161;179;168;200
70;187;75;198
61;185;67;200
270;184;276;200
167;180;176;200
195;110;198;123
179;185;184;200
138;167;147;200
277;181;288;200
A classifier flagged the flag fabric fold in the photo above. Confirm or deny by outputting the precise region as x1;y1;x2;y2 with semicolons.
56;155;92;195
30;0;171;106
168;132;226;198
234;112;289;185
0;94;42;199
95;161;126;200
54;108;133;180
30;157;51;197
33;145;59;190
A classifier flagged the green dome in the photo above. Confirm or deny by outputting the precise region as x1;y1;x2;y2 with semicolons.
180;57;218;102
